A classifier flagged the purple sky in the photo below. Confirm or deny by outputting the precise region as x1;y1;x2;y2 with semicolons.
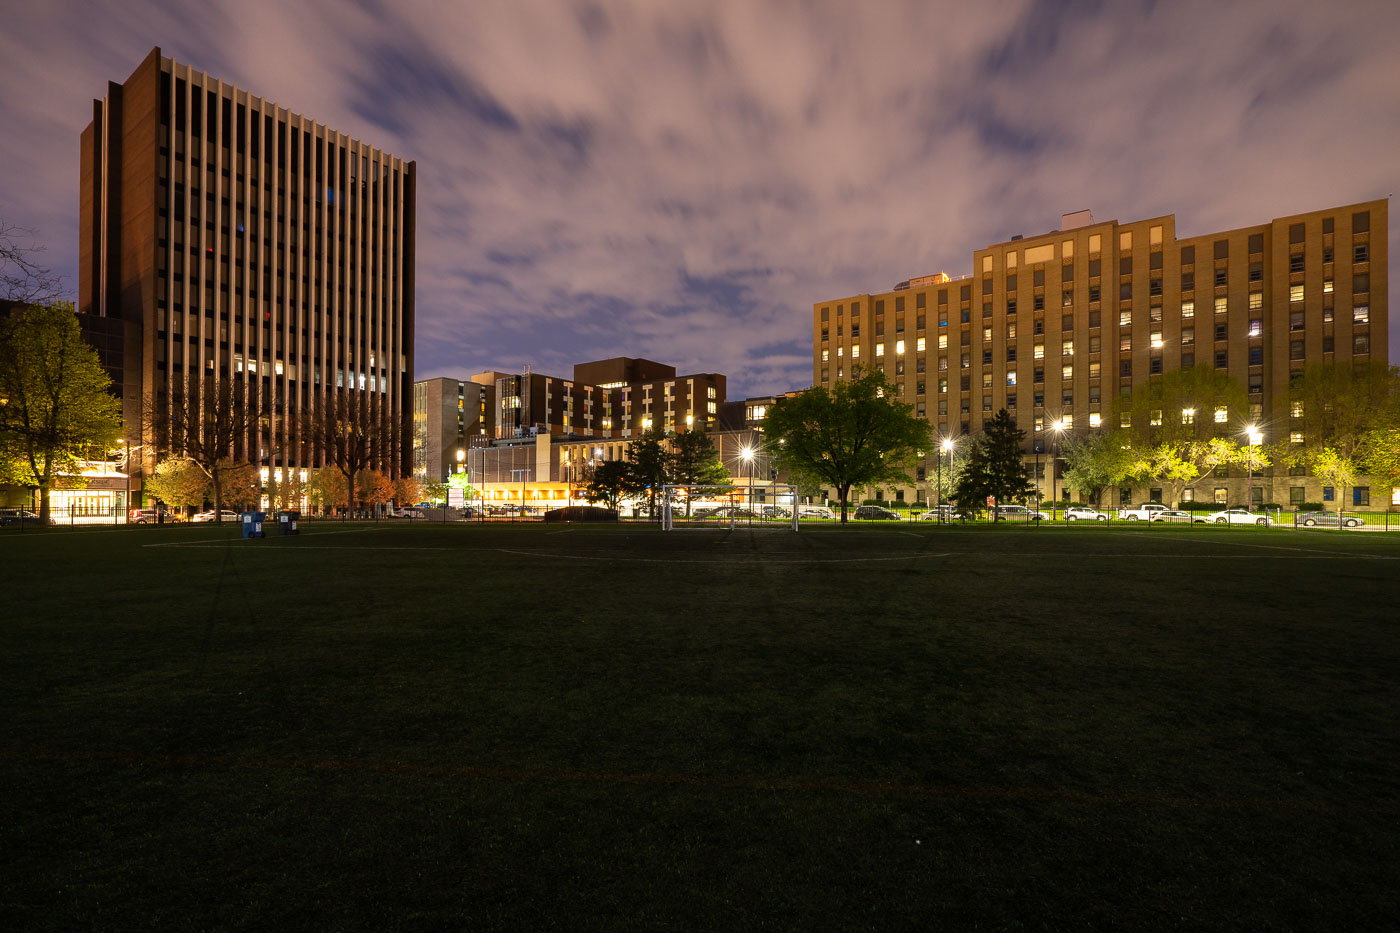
2;0;1397;398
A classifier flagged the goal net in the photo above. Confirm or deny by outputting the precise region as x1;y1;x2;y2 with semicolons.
660;484;800;531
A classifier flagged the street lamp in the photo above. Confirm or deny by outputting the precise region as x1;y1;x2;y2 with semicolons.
939;437;954;520
1244;426;1262;512
1051;418;1066;521
741;445;754;523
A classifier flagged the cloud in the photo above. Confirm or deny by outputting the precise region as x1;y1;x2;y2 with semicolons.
1;0;1397;399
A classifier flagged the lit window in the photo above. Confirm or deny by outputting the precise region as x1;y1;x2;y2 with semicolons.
1007;371;1017;386
1150;410;1163;426
983;327;992;341
1089;361;1101;378
1120;309;1132;326
1290;431;1304;444
982;372;993;389
1323;279;1333;294
1249;292;1263;310
876;343;885;357
1248;320;1262;337
1290;284;1304;303
1062;340;1074;356
917;336;926;352
1120;231;1132;250
1120;335;1132;351
1214;297;1228;314
1182;327;1195;345
852;346;860;359
1034;344;1045;359
1062;414;1073;428
1214;406;1228;423
1089;234;1101;252
1354;305;1369;324
1181;408;1195;424
1007;322;1017;339
938;334;948;349
895;340;905;355
1089;412;1102;428
1291;401;1303;418
1062;364;1073;380
821;349;829;362
1150;330;1163;349
1181;301;1194;318
1120;413;1131;428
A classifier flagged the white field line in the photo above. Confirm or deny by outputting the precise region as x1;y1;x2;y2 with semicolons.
1110;531;1400;560
142;526;386;548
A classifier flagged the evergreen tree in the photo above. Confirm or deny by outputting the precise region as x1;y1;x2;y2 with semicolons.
951;410;1033;512
669;429;729;516
625;426;672;519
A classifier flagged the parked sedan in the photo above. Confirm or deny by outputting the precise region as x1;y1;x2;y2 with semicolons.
1148;509;1196;523
918;505;966;521
0;509;56;526
853;505;901;521
798;506;835;520
992;504;1048;521
1204;508;1272;526
1063;506;1108;522
393;507;426;519
191;509;241;523
1296;510;1364;528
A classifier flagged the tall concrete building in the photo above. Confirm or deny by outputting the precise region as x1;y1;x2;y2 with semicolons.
79;48;416;486
412;374;496;484
813;199;1388;506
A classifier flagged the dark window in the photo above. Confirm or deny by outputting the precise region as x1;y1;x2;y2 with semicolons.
1181;245;1195;265
916;292;926;308
1215;323;1228;341
984;303;993;318
1062;290;1073;307
1088;259;1101;277
1119;257;1132;275
1033;268;1045;286
1249;263;1263;282
982;350;992;364
1182;353;1194;368
1352;211;1370;233
1323;336;1334;352
959;285;971;301
1289;223;1305;244
1290;310;1304;331
938;289;948;304
982;278;992;295
1323;247;1334;263
960;375;971;391
1119;282;1132;300
1033;319;1044;335
1149;251;1162;270
1062;264;1074;281
820;307;829;321
894;296;904;312
1088;311;1100;327
1034;368;1044;384
1354;244;1369;263
1007;348;1017;362
1149;358;1162;374
1249;347;1263;365
1353;487;1370;507
1181;272;1194;291
1034;295;1044;311
1354;333;1370;354
1062;314;1073;331
960;309;971;323
1213;240;1228;260
1249;373;1262;393
1249;233;1264;253
1120;360;1132;376
1007;299;1017;315
1290;340;1304;360
1149;279;1162;297
1289;254;1304;274
917;315;926;329
1089;285;1101;302
1322;217;1334;234
1354;274;1369;294
1006;274;1017;291
1214;269;1227;287
875;300;884;313
1215;350;1228;369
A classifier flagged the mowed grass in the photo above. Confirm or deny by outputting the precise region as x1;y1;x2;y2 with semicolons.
1;521;1397;930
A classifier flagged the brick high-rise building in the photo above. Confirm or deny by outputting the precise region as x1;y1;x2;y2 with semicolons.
813;199;1388;507
79;48;416;490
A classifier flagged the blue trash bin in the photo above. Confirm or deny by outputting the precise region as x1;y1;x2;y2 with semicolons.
240;511;266;538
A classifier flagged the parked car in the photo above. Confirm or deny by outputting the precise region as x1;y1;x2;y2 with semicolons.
992;504;1047;521
191;509;240;523
1296;510;1364;528
853;505;902;521
1148;509;1196;523
130;506;178;524
1204;508;1272;526
760;506;791;520
0;508;56;526
393;507;426;519
1117;503;1171;521
918;505;966;521
1063;506;1108;522
798;506;835;520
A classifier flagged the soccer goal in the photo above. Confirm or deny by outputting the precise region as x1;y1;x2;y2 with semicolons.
660;484;800;531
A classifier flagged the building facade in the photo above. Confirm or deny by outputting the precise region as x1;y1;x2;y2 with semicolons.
412;375;496;484
494;357;725;440
813;200;1388;506
79;47;415;489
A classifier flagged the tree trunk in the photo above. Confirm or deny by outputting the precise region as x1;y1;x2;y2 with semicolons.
212;468;223;522
38;483;50;524
839;484;851;524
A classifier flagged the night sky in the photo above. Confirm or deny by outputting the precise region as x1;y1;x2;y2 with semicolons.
2;0;1397;398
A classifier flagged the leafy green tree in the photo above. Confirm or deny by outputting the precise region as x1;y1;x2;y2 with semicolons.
625;426;672;518
1059;430;1134;505
763;369;931;523
1360;427;1400;493
669;429;729;516
1111;364;1250;503
584;459;631;511
144;458;209;515
309;466;347;514
951;409;1033;512
424;480;450;505
1282;362;1400;508
0;305;122;522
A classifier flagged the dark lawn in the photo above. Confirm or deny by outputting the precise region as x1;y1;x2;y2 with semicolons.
1;521;1397;930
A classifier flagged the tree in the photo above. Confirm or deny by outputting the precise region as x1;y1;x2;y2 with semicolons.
309;466;347;514
148;372;266;522
266;469;309;511
424;480;450;506
0;305;122;522
394;476;424;507
625;426;672;519
1111;364;1251;504
218;461;261;511
1283;362;1400;509
951;409;1034;512
1;218;62;306
669;429;729;516
584;459;630;511
358;469;397;511
764;369;932;523
143;458;209;515
306;392;398;514
1059;431;1134;505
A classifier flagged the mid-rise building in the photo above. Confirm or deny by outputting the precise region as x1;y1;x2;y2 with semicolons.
813;199;1388;506
79;48;416;492
412;375;496;484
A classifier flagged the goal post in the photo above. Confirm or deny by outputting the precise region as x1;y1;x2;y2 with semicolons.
660;484;800;531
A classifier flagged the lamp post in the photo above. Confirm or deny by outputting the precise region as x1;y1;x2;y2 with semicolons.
741;444;754;525
1244;426;1262;512
940;437;954;521
1051;418;1066;521
119;439;130;525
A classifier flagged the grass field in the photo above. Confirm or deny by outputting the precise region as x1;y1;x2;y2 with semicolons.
2;521;1397;930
